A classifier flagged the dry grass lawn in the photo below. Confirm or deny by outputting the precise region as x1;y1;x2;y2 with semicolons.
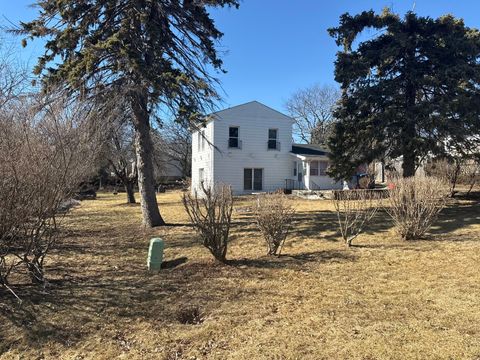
1;190;480;359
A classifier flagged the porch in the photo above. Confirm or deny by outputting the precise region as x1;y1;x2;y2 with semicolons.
286;144;343;191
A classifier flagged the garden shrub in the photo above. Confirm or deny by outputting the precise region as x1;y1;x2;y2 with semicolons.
254;192;295;256
387;176;449;240
182;183;234;262
332;189;382;247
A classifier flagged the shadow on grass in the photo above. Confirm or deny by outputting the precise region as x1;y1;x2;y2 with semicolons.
162;222;193;227
291;208;394;242
113;202;141;207
227;249;356;269
161;256;188;269
429;200;480;236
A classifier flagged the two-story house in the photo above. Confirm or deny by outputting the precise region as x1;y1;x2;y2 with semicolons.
191;101;343;195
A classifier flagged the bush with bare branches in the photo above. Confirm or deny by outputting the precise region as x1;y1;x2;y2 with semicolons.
0;92;97;298
182;184;234;262
332;190;382;247
254;192;295;256
425;157;480;197
387;177;449;240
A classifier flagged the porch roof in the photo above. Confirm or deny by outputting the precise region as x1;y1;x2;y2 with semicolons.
291;144;330;159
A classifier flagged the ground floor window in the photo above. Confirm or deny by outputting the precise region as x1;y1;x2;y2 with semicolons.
309;160;329;176
310;161;319;176
244;168;263;190
199;168;204;184
319;161;328;176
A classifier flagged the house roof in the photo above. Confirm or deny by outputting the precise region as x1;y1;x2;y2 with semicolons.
207;100;294;123
291;143;330;156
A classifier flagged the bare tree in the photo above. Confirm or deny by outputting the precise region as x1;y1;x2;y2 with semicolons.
285;84;340;144
332;190;382;247
182;184;233;262
0;40;28;110
153;121;192;179
90;94;140;203
106;122;138;203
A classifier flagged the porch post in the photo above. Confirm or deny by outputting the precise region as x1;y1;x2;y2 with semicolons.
305;161;310;190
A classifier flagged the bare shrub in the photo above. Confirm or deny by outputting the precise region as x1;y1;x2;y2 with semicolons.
387;177;449;240
332;190;382;247
182;183;234;262
0;92;97;294
464;160;480;195
254;192;295;256
425;158;462;196
425;157;480;197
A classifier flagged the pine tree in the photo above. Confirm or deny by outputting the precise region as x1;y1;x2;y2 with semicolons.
19;0;238;226
327;10;480;180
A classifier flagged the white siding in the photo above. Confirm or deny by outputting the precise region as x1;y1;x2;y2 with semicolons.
303;160;343;190
211;101;294;195
191;122;214;194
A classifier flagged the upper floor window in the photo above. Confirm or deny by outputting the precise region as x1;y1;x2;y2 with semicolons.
229;126;241;148
201;130;206;151
268;129;279;150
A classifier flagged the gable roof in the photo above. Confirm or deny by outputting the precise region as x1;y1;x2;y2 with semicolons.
291;143;330;156
207;100;294;123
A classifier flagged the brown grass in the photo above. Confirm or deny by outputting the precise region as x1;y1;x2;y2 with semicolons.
1;190;480;359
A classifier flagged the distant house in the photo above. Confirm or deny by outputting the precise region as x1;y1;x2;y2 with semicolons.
191;101;343;195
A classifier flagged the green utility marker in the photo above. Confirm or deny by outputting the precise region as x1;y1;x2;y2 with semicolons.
148;238;164;272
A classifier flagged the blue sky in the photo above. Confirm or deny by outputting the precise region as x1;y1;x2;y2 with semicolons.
1;0;479;112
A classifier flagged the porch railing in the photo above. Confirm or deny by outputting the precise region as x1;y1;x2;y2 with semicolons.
284;179;304;190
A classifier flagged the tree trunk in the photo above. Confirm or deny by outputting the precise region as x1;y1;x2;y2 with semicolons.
402;149;416;178
131;94;165;227
403;45;417;179
125;181;136;204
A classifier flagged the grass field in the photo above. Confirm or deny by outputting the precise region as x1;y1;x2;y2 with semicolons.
1;190;480;359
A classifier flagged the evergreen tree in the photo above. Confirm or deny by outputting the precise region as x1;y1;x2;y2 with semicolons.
327;10;480;180
19;0;238;226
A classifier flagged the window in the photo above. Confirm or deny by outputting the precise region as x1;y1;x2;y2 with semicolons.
199;168;204;184
268;129;278;150
293;161;297;176
244;168;263;191
229;126;240;148
201;130;206;151
310;161;319;176
309;161;328;176
319;161;328;176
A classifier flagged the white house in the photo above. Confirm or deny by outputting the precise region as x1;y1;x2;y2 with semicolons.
191;101;343;195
